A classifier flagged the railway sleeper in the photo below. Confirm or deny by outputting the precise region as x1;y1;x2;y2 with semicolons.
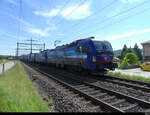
94;93;107;98
77;87;89;90
75;85;86;88
111;99;126;106
121;104;138;112
114;102;132;109
106;79;150;92
101;96;116;101
77;87;90;91
87;90;101;95
82;88;94;92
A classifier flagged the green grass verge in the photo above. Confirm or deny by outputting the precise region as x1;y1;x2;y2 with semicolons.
0;62;50;112
107;72;150;83
0;59;16;64
0;59;3;64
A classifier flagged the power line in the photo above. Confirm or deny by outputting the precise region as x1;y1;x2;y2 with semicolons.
63;0;117;33
16;38;45;57
49;0;71;24
55;0;88;26
76;6;150;40
17;0;22;41
71;0;150;38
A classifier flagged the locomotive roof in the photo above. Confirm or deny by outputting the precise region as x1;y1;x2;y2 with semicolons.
55;36;95;49
92;39;110;42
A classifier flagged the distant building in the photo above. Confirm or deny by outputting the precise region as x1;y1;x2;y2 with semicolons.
141;40;150;61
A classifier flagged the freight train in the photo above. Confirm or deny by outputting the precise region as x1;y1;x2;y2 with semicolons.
19;37;118;74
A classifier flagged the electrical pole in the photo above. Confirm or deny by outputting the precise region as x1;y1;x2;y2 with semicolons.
16;38;45;59
44;43;45;50
16;42;19;59
26;38;37;54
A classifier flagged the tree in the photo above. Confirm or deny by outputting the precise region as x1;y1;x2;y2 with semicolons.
128;46;133;53
120;45;134;59
119;53;140;69
120;44;128;59
133;43;142;61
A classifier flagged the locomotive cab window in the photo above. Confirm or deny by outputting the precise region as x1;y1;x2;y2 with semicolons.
82;45;90;53
76;45;90;53
93;41;113;54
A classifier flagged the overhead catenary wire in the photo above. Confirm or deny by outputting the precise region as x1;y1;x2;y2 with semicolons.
75;6;150;40
16;0;22;57
17;0;22;41
62;0;117;32
55;0;88;26
49;0;71;24
71;0;150;38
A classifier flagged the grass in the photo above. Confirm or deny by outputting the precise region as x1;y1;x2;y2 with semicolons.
107;72;150;83
0;62;50;112
0;59;15;64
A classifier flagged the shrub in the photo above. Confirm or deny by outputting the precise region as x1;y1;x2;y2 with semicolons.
119;53;140;69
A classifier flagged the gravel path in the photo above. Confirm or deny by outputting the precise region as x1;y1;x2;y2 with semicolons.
0;62;15;74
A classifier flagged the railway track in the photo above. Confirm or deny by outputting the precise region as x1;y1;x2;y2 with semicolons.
24;62;150;112
100;75;150;92
54;67;150;103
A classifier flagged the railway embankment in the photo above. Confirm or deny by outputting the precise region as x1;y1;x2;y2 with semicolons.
22;62;95;112
22;62;150;112
0;62;50;112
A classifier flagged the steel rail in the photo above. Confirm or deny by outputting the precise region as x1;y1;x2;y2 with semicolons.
23;62;124;112
24;62;150;112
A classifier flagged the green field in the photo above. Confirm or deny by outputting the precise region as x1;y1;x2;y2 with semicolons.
107;72;150;83
0;62;50;112
0;59;15;64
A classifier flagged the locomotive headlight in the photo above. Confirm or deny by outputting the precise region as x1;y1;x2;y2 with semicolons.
92;56;96;62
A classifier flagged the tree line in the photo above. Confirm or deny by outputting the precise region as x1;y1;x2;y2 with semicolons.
116;43;142;69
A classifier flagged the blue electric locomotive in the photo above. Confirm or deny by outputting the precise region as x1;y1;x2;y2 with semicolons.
20;36;117;74
46;37;117;74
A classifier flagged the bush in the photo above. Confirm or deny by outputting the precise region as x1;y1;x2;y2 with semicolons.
119;53;140;69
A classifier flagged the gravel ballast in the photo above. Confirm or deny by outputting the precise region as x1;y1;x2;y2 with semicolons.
22;62;102;112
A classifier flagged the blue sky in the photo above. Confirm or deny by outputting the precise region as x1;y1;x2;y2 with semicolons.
0;0;150;56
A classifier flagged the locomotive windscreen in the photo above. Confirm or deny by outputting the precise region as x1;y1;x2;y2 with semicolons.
93;41;113;54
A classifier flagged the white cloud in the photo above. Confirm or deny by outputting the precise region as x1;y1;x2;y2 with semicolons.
120;0;140;3
5;0;18;6
60;2;91;20
34;7;60;17
34;1;92;20
27;26;56;37
28;28;49;37
102;28;150;41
